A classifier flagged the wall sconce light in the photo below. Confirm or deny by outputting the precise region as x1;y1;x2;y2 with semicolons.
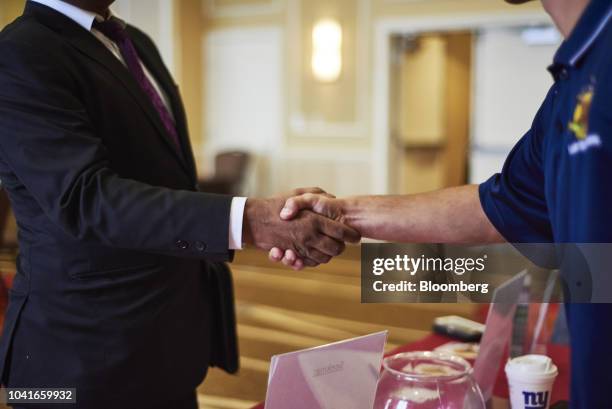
311;19;342;82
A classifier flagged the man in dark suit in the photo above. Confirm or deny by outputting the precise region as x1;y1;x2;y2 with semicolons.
0;1;360;408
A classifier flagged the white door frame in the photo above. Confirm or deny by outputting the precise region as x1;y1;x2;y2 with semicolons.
370;10;552;194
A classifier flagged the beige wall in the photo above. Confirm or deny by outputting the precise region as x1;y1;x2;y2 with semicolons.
202;0;543;144
176;0;206;166
0;0;25;28
199;0;547;195
298;0;359;123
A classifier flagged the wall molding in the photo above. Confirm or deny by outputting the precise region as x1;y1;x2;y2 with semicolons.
276;147;374;196
287;0;371;139
203;0;284;19
283;146;372;162
202;26;285;196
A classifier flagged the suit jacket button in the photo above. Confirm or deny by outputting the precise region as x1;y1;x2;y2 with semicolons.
195;241;207;251
176;240;189;249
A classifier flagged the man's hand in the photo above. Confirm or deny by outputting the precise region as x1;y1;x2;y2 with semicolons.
269;186;504;266
267;194;351;270
279;193;345;222
243;193;359;269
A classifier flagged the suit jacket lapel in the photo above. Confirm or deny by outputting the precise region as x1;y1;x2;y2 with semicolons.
129;31;198;182
25;2;193;179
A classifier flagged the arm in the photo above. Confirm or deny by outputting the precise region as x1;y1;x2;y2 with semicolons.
270;185;504;268
282;185;503;243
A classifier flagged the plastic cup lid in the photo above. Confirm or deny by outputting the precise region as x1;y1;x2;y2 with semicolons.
505;354;558;381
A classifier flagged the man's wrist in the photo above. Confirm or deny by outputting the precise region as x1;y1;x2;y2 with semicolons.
339;197;358;227
242;197;263;246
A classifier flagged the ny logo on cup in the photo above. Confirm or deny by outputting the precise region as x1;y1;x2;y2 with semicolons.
523;390;549;409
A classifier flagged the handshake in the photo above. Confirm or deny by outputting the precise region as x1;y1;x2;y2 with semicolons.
242;187;357;270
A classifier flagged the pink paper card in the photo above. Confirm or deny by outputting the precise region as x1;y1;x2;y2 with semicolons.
264;331;388;409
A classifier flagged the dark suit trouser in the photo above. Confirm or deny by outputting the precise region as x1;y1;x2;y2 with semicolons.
148;390;198;409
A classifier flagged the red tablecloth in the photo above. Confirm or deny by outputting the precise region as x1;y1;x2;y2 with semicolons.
251;334;570;409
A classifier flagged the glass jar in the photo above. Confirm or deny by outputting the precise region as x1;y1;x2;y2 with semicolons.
374;351;486;409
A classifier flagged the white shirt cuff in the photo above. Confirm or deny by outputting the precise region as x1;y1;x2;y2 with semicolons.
228;197;247;250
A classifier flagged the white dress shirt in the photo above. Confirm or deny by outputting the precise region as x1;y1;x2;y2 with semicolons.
31;0;246;250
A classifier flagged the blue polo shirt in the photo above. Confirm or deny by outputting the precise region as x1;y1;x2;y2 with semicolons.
479;0;612;407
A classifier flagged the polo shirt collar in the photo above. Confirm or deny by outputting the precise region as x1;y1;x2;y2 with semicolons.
553;0;612;67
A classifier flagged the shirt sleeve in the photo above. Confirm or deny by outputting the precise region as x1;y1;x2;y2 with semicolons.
228;197;247;250
478;119;554;243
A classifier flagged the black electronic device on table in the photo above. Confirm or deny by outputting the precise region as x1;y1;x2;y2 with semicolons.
433;315;485;342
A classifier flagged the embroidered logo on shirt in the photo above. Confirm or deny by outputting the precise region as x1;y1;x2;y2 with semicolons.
568;85;602;155
569;86;592;140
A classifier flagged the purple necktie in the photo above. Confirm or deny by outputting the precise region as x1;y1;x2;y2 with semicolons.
94;18;182;151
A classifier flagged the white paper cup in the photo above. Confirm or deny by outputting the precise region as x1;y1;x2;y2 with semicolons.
505;354;558;409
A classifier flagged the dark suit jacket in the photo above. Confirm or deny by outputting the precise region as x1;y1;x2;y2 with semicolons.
0;2;238;407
